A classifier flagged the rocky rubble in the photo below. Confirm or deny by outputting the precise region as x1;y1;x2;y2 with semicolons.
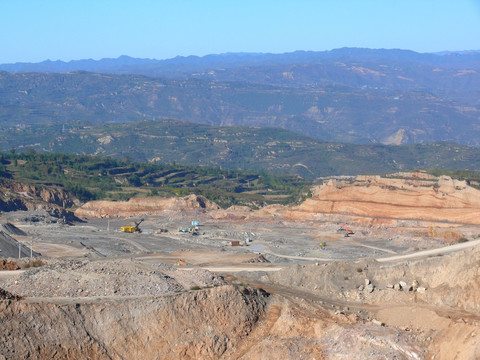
260;245;478;314
387;279;426;292
0;285;269;360
0;288;21;300
246;254;270;263
2;259;226;297
359;278;375;293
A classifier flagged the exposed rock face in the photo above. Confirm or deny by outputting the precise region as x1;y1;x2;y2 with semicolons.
75;194;219;218
290;175;480;224
7;182;78;208
0;181;79;221
74;173;480;226
0;286;268;360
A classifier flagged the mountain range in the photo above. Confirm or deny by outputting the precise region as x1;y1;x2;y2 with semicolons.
0;60;479;146
1;48;480;177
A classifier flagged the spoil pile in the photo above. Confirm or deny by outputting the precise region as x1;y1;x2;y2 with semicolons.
0;223;27;236
264;243;480;313
0;231;40;258
246;254;270;263
0;285;269;360
1;259;226;297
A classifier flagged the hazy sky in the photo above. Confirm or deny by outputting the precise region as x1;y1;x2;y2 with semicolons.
1;0;479;63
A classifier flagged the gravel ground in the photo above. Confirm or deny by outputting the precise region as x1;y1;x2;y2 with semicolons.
1;259;226;297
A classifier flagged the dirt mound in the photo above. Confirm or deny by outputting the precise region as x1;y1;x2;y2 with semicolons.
375;245;480;313
289;175;480;224
245;245;480;359
264;243;480;313
246;255;270;263
0;223;27;236
0;231;41;258
0;271;424;360
0;285;268;360
1;259;226;298
75;194;219;218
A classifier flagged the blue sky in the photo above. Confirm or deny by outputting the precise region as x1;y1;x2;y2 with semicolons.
1;0;479;63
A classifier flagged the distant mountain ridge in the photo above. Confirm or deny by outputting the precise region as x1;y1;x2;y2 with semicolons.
2;48;480;75
0;47;479;149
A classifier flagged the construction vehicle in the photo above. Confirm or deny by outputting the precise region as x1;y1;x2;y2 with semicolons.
341;224;354;237
121;218;144;233
179;225;199;235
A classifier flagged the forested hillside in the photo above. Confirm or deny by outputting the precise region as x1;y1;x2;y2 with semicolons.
3;120;480;179
0;151;309;208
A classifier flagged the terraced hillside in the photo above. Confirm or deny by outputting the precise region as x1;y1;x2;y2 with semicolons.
3;120;480;179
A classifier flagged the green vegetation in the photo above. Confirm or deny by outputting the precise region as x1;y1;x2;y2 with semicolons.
426;169;480;190
1;152;309;208
4;120;480;180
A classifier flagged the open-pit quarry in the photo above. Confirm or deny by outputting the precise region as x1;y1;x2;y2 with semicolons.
1;173;480;359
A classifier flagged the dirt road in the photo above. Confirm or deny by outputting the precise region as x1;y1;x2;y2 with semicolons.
198;266;283;272
377;238;480;262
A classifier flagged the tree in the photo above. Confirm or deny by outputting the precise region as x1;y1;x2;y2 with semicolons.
127;174;142;187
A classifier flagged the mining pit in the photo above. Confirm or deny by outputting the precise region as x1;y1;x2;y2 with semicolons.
1;174;480;359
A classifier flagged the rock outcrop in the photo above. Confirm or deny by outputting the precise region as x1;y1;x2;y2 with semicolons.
74;173;480;225
290;175;480;224
75;194;219;218
0;180;79;221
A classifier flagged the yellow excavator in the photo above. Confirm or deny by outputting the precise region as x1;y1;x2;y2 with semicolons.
121;218;144;233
